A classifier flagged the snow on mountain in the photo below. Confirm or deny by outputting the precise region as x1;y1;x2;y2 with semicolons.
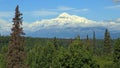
26;12;99;32
0;12;120;38
24;12;120;38
57;12;91;23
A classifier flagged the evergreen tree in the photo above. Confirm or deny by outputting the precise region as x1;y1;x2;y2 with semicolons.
86;34;90;50
67;36;99;68
93;31;96;54
93;31;96;48
26;42;55;68
53;37;59;49
72;35;82;47
7;5;26;68
104;29;111;55
0;35;1;49
86;35;89;50
113;38;120;67
76;35;81;41
86;34;89;43
70;35;82;49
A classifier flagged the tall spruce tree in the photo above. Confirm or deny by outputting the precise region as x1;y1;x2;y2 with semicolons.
93;31;96;54
93;31;96;48
7;5;26;68
103;29;111;55
86;34;90;50
86;34;89;44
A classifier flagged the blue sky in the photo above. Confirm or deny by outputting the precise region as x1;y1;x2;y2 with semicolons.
0;0;120;22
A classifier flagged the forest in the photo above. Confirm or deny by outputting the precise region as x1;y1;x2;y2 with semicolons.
0;34;120;68
0;5;120;68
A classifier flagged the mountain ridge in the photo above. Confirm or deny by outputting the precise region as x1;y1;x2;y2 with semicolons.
0;12;120;38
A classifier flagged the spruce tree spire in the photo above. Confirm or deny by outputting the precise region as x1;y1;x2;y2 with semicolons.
93;31;96;53
86;34;90;50
104;29;111;55
7;5;26;68
93;31;96;46
13;5;23;25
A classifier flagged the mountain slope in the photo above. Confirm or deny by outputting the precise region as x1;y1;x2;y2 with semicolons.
25;13;120;38
1;12;120;38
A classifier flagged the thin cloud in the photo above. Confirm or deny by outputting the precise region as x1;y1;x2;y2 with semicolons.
113;0;120;3
24;6;89;17
57;6;74;11
73;8;89;12
105;5;120;9
0;12;13;18
30;10;59;17
0;19;11;35
57;6;89;12
81;9;89;11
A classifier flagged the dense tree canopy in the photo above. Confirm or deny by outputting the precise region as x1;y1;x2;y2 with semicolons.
113;38;120;68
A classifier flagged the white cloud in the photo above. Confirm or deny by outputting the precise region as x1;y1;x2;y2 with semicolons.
30;10;59;17
116;18;120;22
0;12;13;18
73;8;89;12
81;9;89;11
105;5;120;9
57;6;74;11
24;6;89;17
57;6;89;12
0;19;11;35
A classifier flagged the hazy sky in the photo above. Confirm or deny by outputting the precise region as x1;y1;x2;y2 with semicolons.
0;0;120;22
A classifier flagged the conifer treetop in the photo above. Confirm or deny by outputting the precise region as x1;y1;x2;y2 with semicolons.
13;5;23;25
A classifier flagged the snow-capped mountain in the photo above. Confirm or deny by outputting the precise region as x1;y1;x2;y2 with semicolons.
26;12;99;32
56;12;91;23
24;13;120;38
0;12;120;38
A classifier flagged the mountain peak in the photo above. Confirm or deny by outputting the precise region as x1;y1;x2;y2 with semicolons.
56;12;90;23
58;12;71;18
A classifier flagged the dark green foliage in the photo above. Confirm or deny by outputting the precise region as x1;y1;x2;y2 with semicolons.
93;31;96;47
26;36;99;68
0;35;117;68
26;42;55;68
67;36;99;68
53;37;59;49
113;38;120;67
0;36;9;50
0;45;8;68
104;29;112;55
